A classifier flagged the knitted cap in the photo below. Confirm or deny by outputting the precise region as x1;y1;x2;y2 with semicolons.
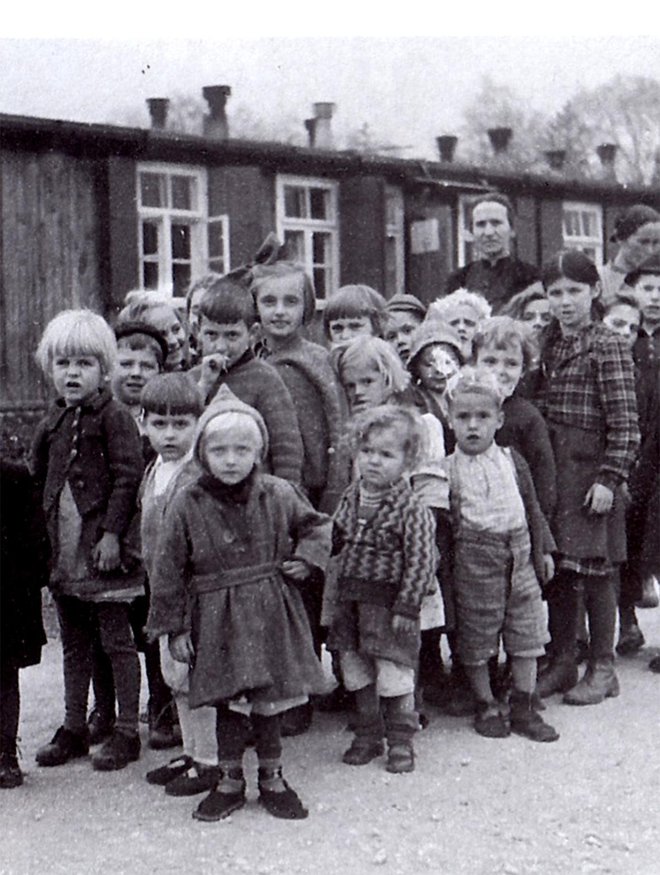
407;321;464;369
625;252;660;286
193;385;269;468
385;294;427;319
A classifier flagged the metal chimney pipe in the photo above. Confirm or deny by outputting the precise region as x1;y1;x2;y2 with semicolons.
488;126;513;154
304;118;317;148
597;143;618;181
202;85;232;140
146;98;170;131
312;102;336;149
436;135;458;163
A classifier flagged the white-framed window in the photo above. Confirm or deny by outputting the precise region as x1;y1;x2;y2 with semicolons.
384;185;405;297
562;202;603;266
137;163;230;297
456;194;475;267
276;174;339;304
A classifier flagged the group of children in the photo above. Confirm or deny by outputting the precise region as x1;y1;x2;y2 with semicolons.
1;229;658;828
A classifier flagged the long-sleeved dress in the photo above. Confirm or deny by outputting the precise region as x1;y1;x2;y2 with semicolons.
147;472;332;709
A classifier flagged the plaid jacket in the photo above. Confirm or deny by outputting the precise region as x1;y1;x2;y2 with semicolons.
537;321;640;489
332;477;437;619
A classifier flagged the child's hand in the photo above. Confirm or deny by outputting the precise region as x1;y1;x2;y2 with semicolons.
281;559;311;581
199;353;228;388
92;532;121;572
542;554;555;584
584;483;614;515
169;632;194;665
391;614;417;636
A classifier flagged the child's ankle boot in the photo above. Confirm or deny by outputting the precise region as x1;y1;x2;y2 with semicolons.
563;657;619;706
509;691;559;742
384;712;417;774
342;713;385;766
536;655;578;698
36;726;89;767
193;766;246;822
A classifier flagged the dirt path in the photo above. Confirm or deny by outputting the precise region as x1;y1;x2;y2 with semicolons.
4;608;660;875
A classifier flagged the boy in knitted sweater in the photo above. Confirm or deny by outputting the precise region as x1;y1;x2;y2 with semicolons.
191;276;303;485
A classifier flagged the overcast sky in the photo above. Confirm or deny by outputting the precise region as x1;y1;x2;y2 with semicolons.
2;35;659;159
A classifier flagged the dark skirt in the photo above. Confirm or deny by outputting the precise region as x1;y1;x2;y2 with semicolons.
548;422;626;564
189;571;327;709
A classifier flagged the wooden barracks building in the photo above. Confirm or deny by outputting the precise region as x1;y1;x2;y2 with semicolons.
1;86;659;450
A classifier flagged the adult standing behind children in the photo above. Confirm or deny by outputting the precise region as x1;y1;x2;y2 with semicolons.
445;193;542;314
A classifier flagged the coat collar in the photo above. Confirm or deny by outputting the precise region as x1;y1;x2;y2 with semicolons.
44;387;113;430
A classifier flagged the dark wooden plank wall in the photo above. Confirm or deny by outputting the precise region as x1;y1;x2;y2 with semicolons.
1;149;102;404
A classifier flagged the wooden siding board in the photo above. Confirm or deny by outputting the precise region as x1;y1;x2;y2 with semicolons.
514;195;538;265
1;149;101;404
339;176;385;292
107;156;139;310
539;199;564;267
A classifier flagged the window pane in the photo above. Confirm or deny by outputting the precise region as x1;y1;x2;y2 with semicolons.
172;175;196;211
309;187;329;220
312;231;330;265
283;230;305;263
172;263;191;297
140;173;166;208
284;186;307;219
171;224;191;260
313;267;327;300
143;261;159;289
142;221;159;256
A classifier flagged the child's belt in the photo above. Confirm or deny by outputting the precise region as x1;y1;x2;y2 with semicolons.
192;562;280;593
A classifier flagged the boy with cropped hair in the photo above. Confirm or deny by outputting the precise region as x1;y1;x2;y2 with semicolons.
443;367;558;742
191;276;303;484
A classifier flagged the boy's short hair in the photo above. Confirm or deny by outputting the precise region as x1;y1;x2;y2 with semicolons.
199;277;258;327
604;293;640;315
141;373;204;417
323;284;387;337
470;192;516;226
473;316;538;371
114;322;168;369
428;289;492;324
36;309;117;377
250;262;317;325
331;336;410;395
445;366;505;409
347;404;426;469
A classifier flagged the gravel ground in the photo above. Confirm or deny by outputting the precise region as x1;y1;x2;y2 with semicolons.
4;606;660;875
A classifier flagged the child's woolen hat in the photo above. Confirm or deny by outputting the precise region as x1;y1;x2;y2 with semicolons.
194;385;270;468
385;294;427;320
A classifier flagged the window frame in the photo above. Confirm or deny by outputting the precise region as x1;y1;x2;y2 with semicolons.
562;201;604;267
384;184;406;297
136;162;231;297
275;174;339;308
